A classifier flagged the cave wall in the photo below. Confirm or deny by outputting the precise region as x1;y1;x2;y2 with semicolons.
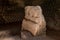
25;0;60;30
0;0;60;30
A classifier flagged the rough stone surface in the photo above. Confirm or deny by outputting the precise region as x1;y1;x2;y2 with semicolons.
0;0;25;24
22;6;46;36
0;0;60;31
0;22;21;40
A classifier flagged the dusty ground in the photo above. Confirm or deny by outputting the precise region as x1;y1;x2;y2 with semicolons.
0;22;60;40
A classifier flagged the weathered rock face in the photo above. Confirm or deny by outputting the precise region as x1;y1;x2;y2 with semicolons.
0;0;60;31
41;0;60;31
25;0;60;31
8;0;25;7
22;6;46;36
46;11;60;31
0;0;25;24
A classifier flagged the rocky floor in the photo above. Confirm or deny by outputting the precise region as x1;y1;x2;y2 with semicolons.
0;22;60;40
21;30;60;40
0;22;21;40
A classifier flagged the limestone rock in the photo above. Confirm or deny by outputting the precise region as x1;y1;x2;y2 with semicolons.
22;6;46;36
